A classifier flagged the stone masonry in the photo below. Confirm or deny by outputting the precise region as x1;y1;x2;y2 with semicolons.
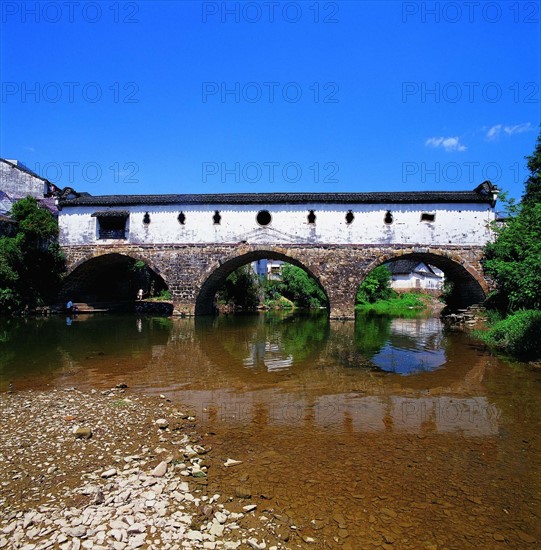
62;243;489;319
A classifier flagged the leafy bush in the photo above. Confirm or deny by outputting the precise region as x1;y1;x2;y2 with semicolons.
1;197;65;312
277;264;327;308
149;289;171;301
477;310;541;360
356;265;394;304
484;131;541;312
216;265;260;309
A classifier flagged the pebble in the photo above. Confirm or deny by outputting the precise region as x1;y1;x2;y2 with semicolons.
155;419;169;429
243;505;257;512
223;458;243;467
0;388;304;550
150;461;168;477
73;427;93;439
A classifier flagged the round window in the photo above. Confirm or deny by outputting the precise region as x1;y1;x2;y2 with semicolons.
256;210;272;226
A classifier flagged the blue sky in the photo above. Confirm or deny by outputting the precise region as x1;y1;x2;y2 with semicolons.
1;1;539;203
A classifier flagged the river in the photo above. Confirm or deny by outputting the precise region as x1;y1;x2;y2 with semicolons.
1;312;539;548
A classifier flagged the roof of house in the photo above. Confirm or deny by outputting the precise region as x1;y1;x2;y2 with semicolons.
386;260;442;278
58;188;496;207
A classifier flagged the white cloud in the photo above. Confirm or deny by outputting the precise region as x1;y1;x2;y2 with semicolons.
504;122;532;135
486;122;532;140
425;136;467;152
486;124;502;140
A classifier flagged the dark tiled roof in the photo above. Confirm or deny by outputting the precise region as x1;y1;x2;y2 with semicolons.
386;260;440;277
91;210;130;217
59;190;494;207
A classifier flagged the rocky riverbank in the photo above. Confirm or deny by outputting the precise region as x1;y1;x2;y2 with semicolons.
0;388;294;550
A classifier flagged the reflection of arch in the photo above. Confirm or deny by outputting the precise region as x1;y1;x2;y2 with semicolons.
194;312;329;373
62;252;168;302
195;249;329;315
363;250;486;308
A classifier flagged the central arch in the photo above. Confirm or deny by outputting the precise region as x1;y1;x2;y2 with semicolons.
194;249;330;315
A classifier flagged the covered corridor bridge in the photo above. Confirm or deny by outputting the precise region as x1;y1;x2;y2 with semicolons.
57;182;499;318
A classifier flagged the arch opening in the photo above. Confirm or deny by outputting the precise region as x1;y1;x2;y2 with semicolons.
357;252;486;311
61;253;168;305
195;251;329;315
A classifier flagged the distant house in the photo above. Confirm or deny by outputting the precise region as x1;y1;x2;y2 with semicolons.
386;260;444;293
253;259;284;280
0;159;50;199
0;158;61;219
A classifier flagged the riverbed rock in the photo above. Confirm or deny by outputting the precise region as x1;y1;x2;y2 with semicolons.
155;419;169;429
224;458;243;467
150;461;168;477
73;427;92;439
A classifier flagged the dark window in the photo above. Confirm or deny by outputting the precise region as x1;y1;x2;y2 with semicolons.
178;212;186;225
345;210;354;224
421;213;436;222
384;210;393;224
143;212;151;224
256;210;272;226
213;211;221;224
97;216;127;239
307;210;316;224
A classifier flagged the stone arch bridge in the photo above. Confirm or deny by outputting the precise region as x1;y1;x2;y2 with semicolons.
58;185;498;319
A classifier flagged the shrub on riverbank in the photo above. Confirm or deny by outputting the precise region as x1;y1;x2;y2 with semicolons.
0;197;65;313
476;310;541;360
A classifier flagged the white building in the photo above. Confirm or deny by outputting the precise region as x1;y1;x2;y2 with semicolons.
57;183;499;248
253;259;284;279
386;260;444;292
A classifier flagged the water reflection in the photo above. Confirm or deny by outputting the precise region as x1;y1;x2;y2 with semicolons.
363;317;448;375
200;392;499;436
2;313;539;546
195;312;329;371
1;313;508;437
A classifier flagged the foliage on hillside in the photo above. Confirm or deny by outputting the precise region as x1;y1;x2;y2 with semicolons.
0;197;65;313
479;130;541;360
484;132;541;313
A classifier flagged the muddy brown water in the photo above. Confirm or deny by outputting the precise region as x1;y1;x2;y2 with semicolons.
1;312;539;548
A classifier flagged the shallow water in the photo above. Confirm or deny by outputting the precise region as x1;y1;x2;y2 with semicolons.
1;312;539;547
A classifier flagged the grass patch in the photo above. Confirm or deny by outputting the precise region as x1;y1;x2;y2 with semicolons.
263;296;295;310
475;309;541;360
356;292;427;316
147;290;172;301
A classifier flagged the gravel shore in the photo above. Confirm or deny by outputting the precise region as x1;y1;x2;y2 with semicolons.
0;388;292;550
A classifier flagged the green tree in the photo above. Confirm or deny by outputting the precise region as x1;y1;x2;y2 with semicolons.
0;197;65;312
523;130;541;207
484;133;541;312
355;265;394;304
216;264;260;309
277;264;327;308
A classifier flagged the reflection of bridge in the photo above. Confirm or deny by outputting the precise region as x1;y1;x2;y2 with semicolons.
58;184;499;318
